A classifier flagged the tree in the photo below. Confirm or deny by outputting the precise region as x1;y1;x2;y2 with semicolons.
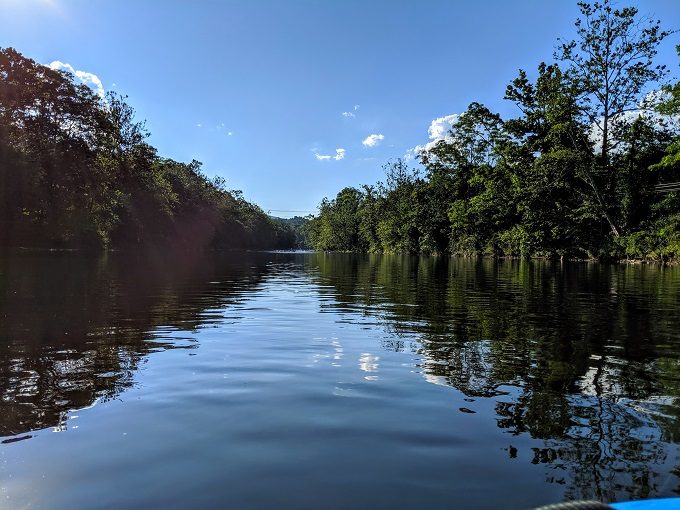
420;103;510;254
0;47;296;251
504;63;598;256
653;45;680;172
630;46;680;260
307;187;364;251
357;184;382;252
556;0;673;236
377;160;421;253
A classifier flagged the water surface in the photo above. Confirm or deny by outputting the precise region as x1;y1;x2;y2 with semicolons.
2;251;680;509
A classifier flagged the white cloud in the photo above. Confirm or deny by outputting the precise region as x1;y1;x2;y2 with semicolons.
48;60;105;100
228;131;233;136
405;113;461;160
362;133;384;147
341;105;360;118
589;90;680;154
315;148;345;161
428;114;460;141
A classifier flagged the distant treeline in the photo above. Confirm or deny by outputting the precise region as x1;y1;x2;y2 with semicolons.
0;48;296;250
307;1;680;261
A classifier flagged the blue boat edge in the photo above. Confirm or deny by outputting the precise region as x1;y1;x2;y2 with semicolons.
612;499;680;509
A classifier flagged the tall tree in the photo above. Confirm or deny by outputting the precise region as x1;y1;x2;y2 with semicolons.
556;0;672;236
421;103;509;254
504;63;598;256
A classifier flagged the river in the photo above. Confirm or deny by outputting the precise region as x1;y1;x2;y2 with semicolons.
1;251;680;509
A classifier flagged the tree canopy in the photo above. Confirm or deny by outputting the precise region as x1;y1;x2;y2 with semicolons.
307;1;679;262
0;47;296;251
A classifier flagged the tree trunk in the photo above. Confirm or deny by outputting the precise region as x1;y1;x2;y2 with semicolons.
583;161;620;238
598;110;620;237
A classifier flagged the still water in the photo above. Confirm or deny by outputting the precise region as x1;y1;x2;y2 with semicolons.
1;251;680;509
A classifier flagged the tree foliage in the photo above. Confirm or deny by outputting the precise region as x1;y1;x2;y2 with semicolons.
0;47;295;251
308;1;679;261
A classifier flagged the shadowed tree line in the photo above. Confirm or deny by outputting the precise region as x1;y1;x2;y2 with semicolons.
308;1;680;261
0;48;296;250
306;253;680;502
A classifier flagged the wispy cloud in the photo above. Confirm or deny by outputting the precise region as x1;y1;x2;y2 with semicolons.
48;60;105;100
216;123;234;135
362;133;384;147
341;104;360;118
195;122;235;134
315;148;345;161
405;113;461;160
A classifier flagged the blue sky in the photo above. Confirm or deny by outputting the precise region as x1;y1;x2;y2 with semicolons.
1;0;678;217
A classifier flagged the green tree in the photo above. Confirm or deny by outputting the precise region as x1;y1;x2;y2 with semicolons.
421;103;510;254
0;47;296;251
307;187;364;251
556;0;672;236
504;63;598;256
376;160;421;253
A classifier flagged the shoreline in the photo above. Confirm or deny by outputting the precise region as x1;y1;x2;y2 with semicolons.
3;246;677;266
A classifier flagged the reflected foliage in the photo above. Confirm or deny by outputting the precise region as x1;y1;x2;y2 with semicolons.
306;253;680;501
0;250;272;436
2;251;680;503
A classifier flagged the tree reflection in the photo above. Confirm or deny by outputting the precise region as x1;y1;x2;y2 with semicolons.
307;253;680;501
0;250;272;437
3;251;680;501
